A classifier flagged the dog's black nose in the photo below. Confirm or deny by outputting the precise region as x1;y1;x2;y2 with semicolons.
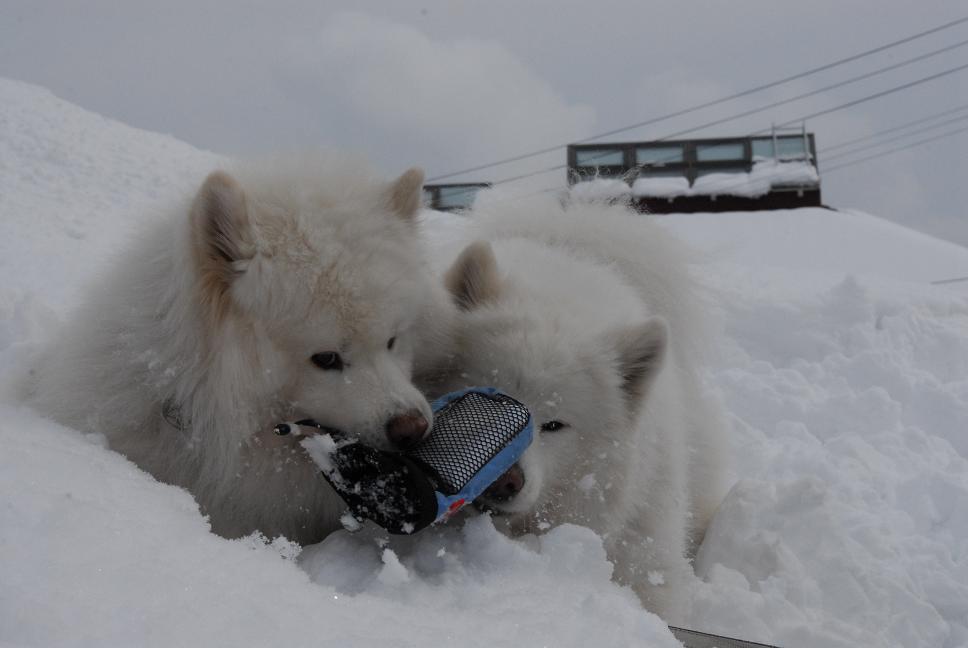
385;410;429;449
485;464;526;501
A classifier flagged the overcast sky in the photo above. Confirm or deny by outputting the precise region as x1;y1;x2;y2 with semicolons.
2;1;966;244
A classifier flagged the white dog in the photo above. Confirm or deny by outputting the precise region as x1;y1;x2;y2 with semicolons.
28;157;452;544
422;195;727;621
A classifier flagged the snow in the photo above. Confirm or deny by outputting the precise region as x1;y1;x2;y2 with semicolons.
0;78;221;312
569;177;631;201
665;207;968;285
631;176;692;198
4;78;968;647
624;160;821;199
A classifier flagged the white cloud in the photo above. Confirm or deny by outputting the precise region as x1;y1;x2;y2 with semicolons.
279;11;596;184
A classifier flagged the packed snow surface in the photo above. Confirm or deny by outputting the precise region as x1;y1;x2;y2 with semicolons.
4;78;968;648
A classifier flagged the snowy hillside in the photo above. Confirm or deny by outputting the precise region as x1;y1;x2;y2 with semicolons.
3;78;968;648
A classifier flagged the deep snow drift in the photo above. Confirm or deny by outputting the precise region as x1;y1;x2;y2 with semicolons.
3;78;968;648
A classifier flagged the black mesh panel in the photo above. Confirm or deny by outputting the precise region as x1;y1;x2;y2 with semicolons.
408;391;530;495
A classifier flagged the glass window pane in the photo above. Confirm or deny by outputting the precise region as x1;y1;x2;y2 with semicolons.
422;188;434;206
437;186;481;210
575;148;624;167
635;146;683;166
776;137;807;159
696;143;745;161
751;139;774;159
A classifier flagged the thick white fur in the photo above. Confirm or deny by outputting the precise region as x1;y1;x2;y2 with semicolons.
425;195;727;622
27;156;453;544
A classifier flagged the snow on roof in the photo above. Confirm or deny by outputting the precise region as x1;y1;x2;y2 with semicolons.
568;177;631;200
562;160;823;201
627;160;819;199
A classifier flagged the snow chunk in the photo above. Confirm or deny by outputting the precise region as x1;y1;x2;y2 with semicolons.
377;548;411;586
570;178;631;201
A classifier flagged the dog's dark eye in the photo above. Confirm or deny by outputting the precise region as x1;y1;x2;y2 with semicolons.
541;420;568;432
387;336;396;350
311;352;344;371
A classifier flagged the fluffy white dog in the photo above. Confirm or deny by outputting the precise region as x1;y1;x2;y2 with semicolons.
422;195;727;621
28;157;452;544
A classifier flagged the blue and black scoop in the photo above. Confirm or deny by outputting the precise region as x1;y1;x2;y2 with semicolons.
274;388;534;535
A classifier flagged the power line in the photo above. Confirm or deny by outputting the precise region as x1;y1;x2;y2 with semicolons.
767;61;968;132
931;275;968;285
426;15;968;182
585;58;968;185
822;112;968;162
437;123;967;211
655;40;968;142
822;125;968;173
822;101;968;152
623;116;968;198
462;60;968;191
633;121;968;198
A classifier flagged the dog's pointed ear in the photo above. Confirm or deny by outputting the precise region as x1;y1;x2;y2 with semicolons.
444;241;501;311
385;167;425;221
606;318;668;408
190;171;255;315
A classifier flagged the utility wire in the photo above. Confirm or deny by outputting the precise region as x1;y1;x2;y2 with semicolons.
822;101;968;152
436;125;967;215
426;15;968;182
822;112;968;162
634;120;968;198
931;275;968;285
765;61;968;133
653;42;968;142
508;113;968;202
822;125;968;173
458;60;968;192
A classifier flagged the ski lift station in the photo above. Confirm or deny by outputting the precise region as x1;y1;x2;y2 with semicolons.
567;126;821;213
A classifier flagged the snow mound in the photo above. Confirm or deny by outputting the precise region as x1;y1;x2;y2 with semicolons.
0;78;221;311
664;207;968;285
4;77;968;648
0;407;673;647
684;271;968;647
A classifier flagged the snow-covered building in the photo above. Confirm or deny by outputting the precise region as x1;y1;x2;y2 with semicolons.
568;128;821;213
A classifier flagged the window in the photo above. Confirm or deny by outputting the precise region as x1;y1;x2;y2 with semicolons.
437;186;481;210
752;137;809;160
751;138;774;159
575;148;624;167
776;137;808;160
696;142;745;162
422;188;434;206
635;145;683;166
